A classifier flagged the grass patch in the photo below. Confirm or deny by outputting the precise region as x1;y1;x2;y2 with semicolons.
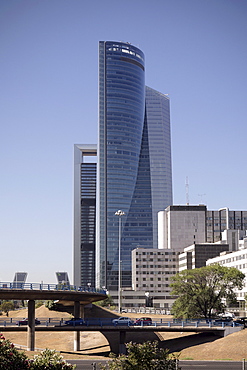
216;359;233;361
180;357;194;360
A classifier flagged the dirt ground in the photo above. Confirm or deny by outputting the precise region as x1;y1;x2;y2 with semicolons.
1;305;247;361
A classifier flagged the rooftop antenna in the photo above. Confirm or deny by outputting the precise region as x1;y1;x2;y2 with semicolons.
185;176;189;205
198;193;206;204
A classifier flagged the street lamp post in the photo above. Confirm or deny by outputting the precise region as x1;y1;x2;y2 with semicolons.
115;210;125;313
145;291;150;308
145;291;153;308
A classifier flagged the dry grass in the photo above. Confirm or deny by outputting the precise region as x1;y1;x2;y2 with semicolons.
1;305;247;361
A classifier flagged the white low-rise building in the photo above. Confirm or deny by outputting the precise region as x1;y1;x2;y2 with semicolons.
132;248;178;293
206;238;247;309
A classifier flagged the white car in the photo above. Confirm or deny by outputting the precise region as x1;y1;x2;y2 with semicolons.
112;317;134;325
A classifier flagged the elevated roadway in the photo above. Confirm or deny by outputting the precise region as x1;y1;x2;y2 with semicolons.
0;282;106;351
0;321;242;354
0;283;243;354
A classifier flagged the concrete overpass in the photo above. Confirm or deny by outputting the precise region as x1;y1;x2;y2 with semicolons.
0;282;106;351
0;283;243;354
0;322;242;354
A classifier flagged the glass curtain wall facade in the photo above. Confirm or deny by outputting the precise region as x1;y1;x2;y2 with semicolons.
145;86;173;248
96;41;173;290
206;209;247;243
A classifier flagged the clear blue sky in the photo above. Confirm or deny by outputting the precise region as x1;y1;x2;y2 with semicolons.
1;0;247;284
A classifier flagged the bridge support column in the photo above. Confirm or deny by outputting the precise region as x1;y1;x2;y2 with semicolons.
80;305;84;318
27;299;35;351
119;330;126;354
74;301;80;351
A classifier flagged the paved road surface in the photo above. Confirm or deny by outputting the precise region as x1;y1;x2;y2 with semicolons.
69;359;246;369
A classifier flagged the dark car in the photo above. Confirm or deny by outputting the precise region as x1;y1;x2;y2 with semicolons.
235;317;247;328
64;317;85;326
215;316;233;321
213;317;233;326
134;317;152;326
16;318;41;326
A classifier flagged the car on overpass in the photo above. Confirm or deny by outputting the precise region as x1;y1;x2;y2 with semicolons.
64;318;85;326
16;318;41;326
134;317;152;326
234;317;247;328
112;317;134;325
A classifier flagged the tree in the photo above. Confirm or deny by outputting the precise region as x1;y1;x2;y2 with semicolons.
95;294;115;308
45;300;59;311
35;300;45;309
170;264;245;319
0;333;30;369
0;336;76;369
100;341;180;370
30;348;76;369
0;301;15;317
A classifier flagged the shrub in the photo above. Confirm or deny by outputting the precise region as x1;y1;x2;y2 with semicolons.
30;348;76;369
0;333;30;369
45;300;59;310
35;301;44;309
100;341;180;370
0;335;76;370
0;301;15;316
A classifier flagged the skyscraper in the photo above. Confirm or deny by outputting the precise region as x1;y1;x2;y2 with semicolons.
96;41;172;290
74;144;97;287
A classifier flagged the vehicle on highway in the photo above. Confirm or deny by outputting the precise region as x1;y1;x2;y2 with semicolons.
64;318;85;326
214;316;233;323
16;318;41;325
134;317;152;325
213;316;242;326
112;317;134;325
218;312;235;319
234;317;247;328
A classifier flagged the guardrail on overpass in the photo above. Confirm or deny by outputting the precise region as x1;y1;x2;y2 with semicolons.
0;317;243;328
0;282;106;295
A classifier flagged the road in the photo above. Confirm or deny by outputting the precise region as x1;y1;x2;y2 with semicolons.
68;359;246;369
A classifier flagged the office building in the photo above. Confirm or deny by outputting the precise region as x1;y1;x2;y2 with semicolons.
206;208;247;243
179;243;229;271
13;272;27;288
158;205;247;252
56;272;70;287
206;238;247;310
96;41;173;290
158;205;207;251
132;247;178;293
74;144;97;287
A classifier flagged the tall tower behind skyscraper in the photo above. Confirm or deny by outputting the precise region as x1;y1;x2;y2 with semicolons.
74;144;97;287
96;41;173;290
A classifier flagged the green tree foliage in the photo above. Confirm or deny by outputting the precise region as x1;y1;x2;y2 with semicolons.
170;264;245;319
0;333;30;369
45;300;59;311
0;301;15;316
30;349;76;369
35;301;45;309
100;341;180;370
95;294;115;308
0;336;76;369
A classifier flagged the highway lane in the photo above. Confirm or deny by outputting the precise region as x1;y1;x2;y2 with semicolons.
68;359;246;369
180;360;245;369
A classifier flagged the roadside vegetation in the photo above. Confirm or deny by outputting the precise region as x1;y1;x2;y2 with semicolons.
0;301;15;317
170;264;245;319
0;334;75;369
100;341;180;370
94;294;115;310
